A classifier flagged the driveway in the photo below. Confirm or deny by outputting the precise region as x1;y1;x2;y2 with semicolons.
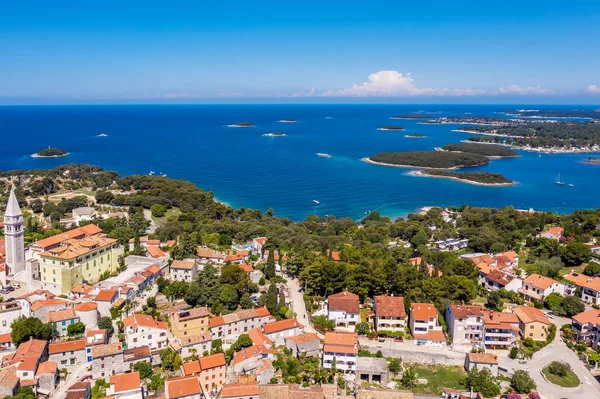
284;275;320;336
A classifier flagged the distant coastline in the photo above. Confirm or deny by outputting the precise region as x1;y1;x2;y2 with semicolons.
407;170;515;186
361;157;461;170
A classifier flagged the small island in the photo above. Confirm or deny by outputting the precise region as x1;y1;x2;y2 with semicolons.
277;119;296;123
404;134;426;139
263;132;286;137
410;170;514;186
364;151;489;169
390;114;433;120
440;143;519;158
227;122;255;128
377;125;404;131
33;147;68;158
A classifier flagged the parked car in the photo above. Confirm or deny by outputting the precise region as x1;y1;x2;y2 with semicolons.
5;287;14;292
0;289;9;294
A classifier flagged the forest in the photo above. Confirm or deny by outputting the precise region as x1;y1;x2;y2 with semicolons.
420;171;513;185
441;143;519;157
369;151;489;169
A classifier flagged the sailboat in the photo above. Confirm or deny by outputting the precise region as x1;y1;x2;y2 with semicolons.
554;173;565;185
313;200;320;205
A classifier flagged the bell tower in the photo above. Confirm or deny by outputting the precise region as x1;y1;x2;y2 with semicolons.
4;188;25;275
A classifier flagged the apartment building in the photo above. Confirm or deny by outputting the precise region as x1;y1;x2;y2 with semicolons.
445;305;483;346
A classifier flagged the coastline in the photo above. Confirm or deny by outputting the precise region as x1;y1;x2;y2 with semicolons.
458;139;600;154
360;157;463;170
407;170;515;186
434;146;519;159
31;153;69;158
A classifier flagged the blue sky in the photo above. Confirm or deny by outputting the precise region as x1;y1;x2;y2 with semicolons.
2;0;600;104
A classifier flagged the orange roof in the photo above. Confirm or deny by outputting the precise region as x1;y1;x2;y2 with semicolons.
171;260;195;270
566;272;600;292
75;302;98;312
323;332;357;347
254;237;267;246
374;295;407;318
467;352;498;364
326;250;341;261
49;339;86;354
181;360;201;376
414;329;446;342
35;224;102;249
233;345;276;365
411;303;438;321
196;247;224;258
449;305;483;318
35;361;57;376
483;311;519;327
12;339;47;362
247;328;272;346
123;314;167;330
542;226;564;237
224;254;244;262
30;298;69;311
199;352;226;369
255;307;270;317
237;250;250;257
323;344;358;354
573;309;600;325
72;284;94;294
166;376;201;398
523;273;557;290
286;333;320;345
147;239;161;245
0;333;12;344
95;289;118;302
262;318;303;334
47;308;77;323
512;306;551;325
501;250;519;262
328;290;359;313
146;265;161;274
239;263;254;273
222;383;260;398
110;372;141;393
209;316;225;328
146;245;166;258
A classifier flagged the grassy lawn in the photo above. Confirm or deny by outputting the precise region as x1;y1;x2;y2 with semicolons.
542;366;580;387
152;207;181;222
406;364;467;395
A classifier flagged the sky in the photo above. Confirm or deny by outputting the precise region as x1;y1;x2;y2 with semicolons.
1;0;600;104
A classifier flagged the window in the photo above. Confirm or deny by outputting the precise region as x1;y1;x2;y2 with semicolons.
61;360;67;365
70;358;75;365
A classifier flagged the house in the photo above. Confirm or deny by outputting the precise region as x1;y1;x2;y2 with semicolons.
482;311;519;349
70;284;95;299
0;333;16;353
123;346;153;370
285;333;320;358
35;360;59;395
325;250;341;262
170;307;210;338
48;339;86;367
519;273;565;302
109;372;144;399
434;239;469;251
373;294;407;333
65;381;92;399
181;353;226;395
410;303;445;346
177;332;212;358
91;342;125;379
146;246;167;259
123;314;168;352
322;332;358;374
571;309;600;348
565;272;600;305
48;308;80;336
95;289;119;316
465;353;498;377
29;298;70;322
0;301;23;335
239;263;263;284
247;328;272;348
196;247;226;265
209;307;272;341
445;305;483;347
85;329;108;363
538;226;564;240
232;345;277;375
170;260;198;282
0;366;18;398
481;269;522;292
251;237;267;255
128;237;163;251
356;357;388;385
165;376;202;399
2;339;48;380
262;318;304;345
222;382;260;399
71;207;96;225
327;289;360;331
512;306;552;341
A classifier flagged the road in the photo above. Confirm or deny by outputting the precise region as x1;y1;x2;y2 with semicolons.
143;209;158;234
50;362;90;398
284;275;319;335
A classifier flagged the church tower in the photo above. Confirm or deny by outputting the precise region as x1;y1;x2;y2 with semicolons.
4;188;25;275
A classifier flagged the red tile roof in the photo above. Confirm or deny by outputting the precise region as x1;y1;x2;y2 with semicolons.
262;318;303;334
123;314;167;330
410;303;438;321
374;295;406;318
285;333;320;345
49;339;86;354
35;361;57;377
166;376;201;398
222;383;260;398
449;305;483;318
47;308;77;323
35;225;102;249
233;345;276;365
95;290;118;302
328;290;359;313
75;302;98;312
146;245;166;258
247;328;272;346
199;352;226;369
110;372;141;393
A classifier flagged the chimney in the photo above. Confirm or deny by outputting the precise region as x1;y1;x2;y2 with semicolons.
385;290;389;297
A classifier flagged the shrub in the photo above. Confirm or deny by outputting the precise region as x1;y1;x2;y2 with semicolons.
548;361;570;377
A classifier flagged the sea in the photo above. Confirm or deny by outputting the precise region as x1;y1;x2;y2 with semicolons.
1;104;599;221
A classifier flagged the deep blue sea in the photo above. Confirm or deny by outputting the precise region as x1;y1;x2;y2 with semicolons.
1;104;599;221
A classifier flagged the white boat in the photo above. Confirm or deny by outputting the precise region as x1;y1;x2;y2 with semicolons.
554;173;564;185
313;200;320;205
568;183;574;187
149;171;155;176
97;133;108;137
316;153;331;158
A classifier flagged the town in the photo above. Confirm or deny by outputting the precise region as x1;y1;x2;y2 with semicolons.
1;167;600;399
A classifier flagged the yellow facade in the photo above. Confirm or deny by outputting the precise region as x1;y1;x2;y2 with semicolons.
170;309;210;339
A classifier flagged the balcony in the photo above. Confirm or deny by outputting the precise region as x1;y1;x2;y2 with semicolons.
518;287;543;300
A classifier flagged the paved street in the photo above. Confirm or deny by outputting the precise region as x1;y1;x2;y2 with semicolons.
50;362;90;399
284;275;319;335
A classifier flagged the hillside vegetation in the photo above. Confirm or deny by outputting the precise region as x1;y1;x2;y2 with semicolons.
441;143;519;157
369;151;489;169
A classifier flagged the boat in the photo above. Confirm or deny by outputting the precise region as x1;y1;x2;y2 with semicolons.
97;133;108;137
538;153;541;158
149;171;155;176
554;173;564;185
568;183;574;187
316;153;331;158
364;210;371;215
313;200;320;205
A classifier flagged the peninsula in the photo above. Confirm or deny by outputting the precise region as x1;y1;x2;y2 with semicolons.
440;143;519;158
422;116;526;126
390;114;432;120
32;147;68;158
227;122;255;128
365;151;489;169
500;109;600;120
410;170;514;186
377;125;404;131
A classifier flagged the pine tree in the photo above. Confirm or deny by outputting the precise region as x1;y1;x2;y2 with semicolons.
266;283;279;315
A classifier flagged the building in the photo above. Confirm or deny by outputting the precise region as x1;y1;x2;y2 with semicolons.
0;366;18;398
180;353;227;394
512;306;552;341
3;188;25;275
85;329;108;363
482;311;519;349
433;239;469;251
519;273;564;302
109;372;144;399
170;307;210;339
251;237;267;255
2;338;48;379
123;346;152;370
0;301;23;335
165;376;202;399
247;328;272;348
571;308;600;347
285;333;320;358
262;318;304;345
34;224;123;295
410;303;445;346
445;305;483;347
232;345;277;375
170;260;198;283
123;314;168;352
222;382;260;399
565;272;600;305
464;353;499;377
373;294;407;333
481;269;522;292
177;332;212;358
196;247;226;265
239;263;262;284
95;289;119;316
48;339;87;367
538;226;564;240
91;342;125;379
327;289;360;331
322;332;358;374
0;333;16;353
75;302;99;330
209;307;272;341
356;357;388;385
65;381;92;399
48;308;80;336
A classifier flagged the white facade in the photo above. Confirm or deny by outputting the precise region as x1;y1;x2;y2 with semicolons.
446;306;483;346
0;302;23;334
170;260;198;283
124;315;168;352
327;309;359;329
4;189;25;276
322;350;357;374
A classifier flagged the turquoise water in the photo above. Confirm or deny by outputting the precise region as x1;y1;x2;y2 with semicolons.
0;104;599;220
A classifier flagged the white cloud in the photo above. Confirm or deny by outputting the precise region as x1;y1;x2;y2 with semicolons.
587;85;600;94
497;84;551;95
